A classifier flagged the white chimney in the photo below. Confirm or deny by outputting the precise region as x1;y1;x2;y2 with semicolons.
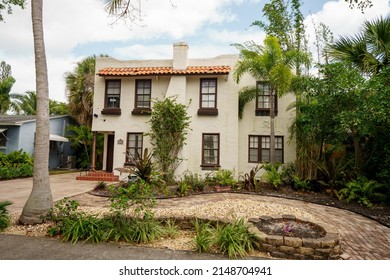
173;42;189;70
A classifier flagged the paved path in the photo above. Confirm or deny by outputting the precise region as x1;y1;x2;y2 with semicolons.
155;193;390;260
0;172;97;214
1;174;389;260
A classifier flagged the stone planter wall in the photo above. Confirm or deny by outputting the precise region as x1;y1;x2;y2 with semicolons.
248;215;341;260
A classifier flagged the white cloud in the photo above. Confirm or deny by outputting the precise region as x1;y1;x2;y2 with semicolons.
1;0;389;102
304;0;390;65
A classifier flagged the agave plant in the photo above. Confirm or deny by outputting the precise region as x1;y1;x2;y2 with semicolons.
0;201;12;231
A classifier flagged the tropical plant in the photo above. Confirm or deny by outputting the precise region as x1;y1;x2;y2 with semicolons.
162;219;179;239
181;171;205;192
177;181;191;197
193;219;215;253
65;55;108;127
0;201;12;231
214;219;258;259
147;97;191;183
66;124;97;169
10;91;67;115
329;16;390;75
240;164;262;191
234;36;297;164
338;177;383;207
0;61;18;114
209;169;237;187
262;163;283;188
127;148;153;182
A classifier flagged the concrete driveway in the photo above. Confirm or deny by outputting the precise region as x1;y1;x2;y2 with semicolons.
0;172;97;214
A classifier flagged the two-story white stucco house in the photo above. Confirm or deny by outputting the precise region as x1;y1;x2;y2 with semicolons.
90;42;296;181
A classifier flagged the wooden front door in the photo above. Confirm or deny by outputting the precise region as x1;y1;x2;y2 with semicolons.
106;134;115;172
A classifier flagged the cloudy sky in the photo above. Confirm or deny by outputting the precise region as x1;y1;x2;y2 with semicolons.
0;0;389;102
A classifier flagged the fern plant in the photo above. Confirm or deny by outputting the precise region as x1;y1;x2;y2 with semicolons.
262;163;282;188
339;177;383;208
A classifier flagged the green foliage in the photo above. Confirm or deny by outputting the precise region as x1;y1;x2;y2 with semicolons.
339;177;383;207
0;200;12;231
61;214;105;244
193;219;258;259
0;0;25;22
262;163;282;187
0;150;33;179
209;169;237;187
214;219;258;259
66;125;103;169
128;148;153;182
313;151;353;191
147;97;191;183
94;181;107;191
181;171;205;192
162;219;179;239
109;180;156;219
193;219;215;253
177;181;190;197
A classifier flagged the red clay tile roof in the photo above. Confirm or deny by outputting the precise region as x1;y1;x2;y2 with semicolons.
97;66;231;77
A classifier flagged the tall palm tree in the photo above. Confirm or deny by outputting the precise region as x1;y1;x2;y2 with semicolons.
65;55;104;127
329;16;390;75
234;36;295;164
19;0;52;225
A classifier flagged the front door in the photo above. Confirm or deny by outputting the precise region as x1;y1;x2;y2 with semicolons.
106;134;115;172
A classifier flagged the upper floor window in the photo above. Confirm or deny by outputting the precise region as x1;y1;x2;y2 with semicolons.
102;80;121;115
132;79;152;115
256;82;278;116
198;78;218;116
249;135;284;163
126;133;143;164
201;133;220;169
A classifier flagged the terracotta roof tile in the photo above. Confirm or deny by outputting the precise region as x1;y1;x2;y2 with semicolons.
97;66;231;77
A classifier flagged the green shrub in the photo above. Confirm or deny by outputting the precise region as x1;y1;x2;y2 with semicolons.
0;150;33;179
162;219;179;239
214;219;257;259
209;169;237;187
338;177;383;207
177;181;190;196
193;219;258;259
262;163;282;187
61;213;106;244
182;171;205;192
193;219;214;253
0;201;12;231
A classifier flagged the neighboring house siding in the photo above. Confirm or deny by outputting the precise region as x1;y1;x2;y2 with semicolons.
0;116;75;169
92;43;296;180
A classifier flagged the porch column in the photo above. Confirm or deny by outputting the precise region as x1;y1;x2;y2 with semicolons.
90;131;97;172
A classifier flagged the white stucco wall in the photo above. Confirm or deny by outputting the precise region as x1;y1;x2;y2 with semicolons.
92;45;296;180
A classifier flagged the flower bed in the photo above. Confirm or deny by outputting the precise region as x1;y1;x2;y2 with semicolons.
248;214;341;260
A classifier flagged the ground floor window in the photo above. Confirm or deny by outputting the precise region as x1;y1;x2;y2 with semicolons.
201;133;220;169
249;135;284;163
126;133;143;164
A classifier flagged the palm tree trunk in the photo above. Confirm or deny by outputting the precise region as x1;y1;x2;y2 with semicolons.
20;0;53;225
269;90;276;165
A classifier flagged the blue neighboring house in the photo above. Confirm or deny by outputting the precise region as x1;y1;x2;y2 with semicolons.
0;115;75;169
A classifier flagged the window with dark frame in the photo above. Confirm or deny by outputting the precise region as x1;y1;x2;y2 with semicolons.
202;133;220;168
135;79;151;108
0;130;7;149
198;78;218;115
256;82;278;116
126;133;143;164
102;80;121;115
248;135;284;163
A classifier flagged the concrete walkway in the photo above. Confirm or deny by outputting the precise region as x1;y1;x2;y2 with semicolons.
0;172;97;214
0;173;389;260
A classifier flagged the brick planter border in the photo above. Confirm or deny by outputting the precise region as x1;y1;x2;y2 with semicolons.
248;215;341;260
